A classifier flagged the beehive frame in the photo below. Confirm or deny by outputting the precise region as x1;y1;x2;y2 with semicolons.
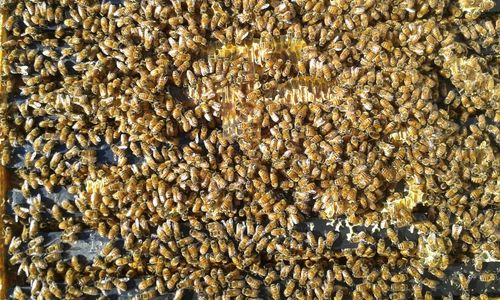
0;1;498;299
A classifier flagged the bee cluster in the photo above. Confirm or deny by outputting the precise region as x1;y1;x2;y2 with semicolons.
0;0;499;299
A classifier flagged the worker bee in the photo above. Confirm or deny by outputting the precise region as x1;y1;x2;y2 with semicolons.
406;265;422;281
449;270;466;291
12;205;29;220
386;228;399;244
474;256;484;272
170;288;184;300
283;279;297;298
429;268;445;279
2;225;13;249
391;274;408;283
69;255;84;272
244;275;261;290
113;278;128;294
82;286;99;296
107;223;120;240
341;269;354;286
333;288;345;300
47;282;62;299
139;276;155;290
479;272;496;283
239;287;258;297
51;204;63;221
421;278;437;290
12;286;27;300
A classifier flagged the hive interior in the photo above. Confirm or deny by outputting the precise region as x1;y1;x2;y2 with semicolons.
0;0;499;299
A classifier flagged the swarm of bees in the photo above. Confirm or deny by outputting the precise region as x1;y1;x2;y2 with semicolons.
0;0;499;299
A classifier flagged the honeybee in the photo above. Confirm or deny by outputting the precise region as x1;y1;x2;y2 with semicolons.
173;289;184;300
13;286;28;300
390;274;408;283
479;272;496;283
283;279;296;298
113;278;128;294
474;256;484;272
429;268;445;279
421;278;437;289
386;228;399;244
244;275;261;290
96;279;113;292
82;286;100;296
239;287;258;297
12;205;29;221
167;273;180;290
334;289;345;300
139;276;155;290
